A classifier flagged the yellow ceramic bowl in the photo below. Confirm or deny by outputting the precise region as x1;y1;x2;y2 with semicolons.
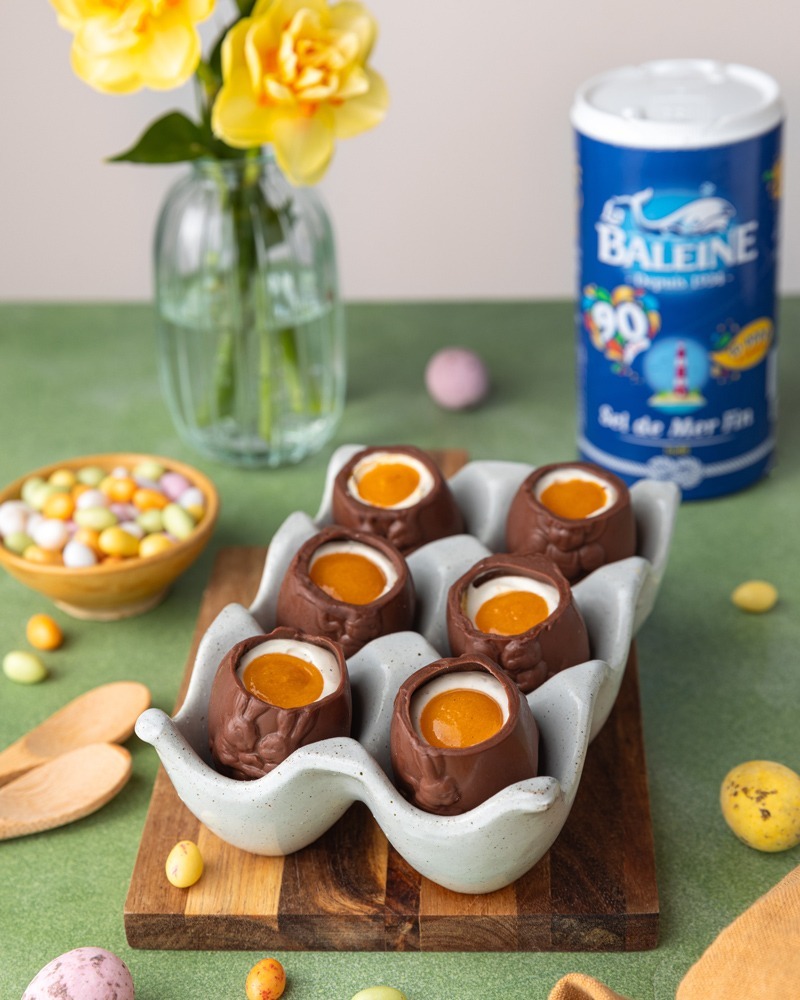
0;453;219;620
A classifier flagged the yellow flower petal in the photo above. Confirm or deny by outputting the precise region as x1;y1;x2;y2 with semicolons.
246;18;273;93
270;106;336;185
75;11;143;57
329;1;376;62
331;66;387;138
71;39;143;93
265;76;295;102
335;64;369;100
139;18;201;89
254;0;331;26
212;71;278;148
49;0;87;32
221;19;251;82
186;0;214;20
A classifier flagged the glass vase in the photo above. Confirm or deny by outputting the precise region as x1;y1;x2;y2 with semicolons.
154;150;345;468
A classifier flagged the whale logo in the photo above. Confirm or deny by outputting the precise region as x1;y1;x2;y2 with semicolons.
601;187;736;236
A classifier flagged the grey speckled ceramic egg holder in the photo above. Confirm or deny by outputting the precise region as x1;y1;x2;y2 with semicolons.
136;444;680;894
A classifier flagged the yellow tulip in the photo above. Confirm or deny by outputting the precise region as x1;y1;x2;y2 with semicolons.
50;0;215;94
211;0;389;184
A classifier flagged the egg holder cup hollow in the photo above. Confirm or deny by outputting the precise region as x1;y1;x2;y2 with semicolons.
136;444;680;894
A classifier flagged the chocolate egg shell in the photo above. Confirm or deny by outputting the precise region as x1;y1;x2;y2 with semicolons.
331;445;465;554
207;628;351;780
446;552;591;694
505;462;636;582
390;653;539;816
275;525;416;657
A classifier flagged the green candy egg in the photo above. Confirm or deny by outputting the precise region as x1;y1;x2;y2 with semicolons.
76;465;106;487
4;531;34;555
3;650;48;684
162;503;195;541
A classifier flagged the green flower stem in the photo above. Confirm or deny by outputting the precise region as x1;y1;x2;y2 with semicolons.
206;151;313;448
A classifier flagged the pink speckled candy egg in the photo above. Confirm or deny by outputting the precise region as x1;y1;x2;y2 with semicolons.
425;347;489;410
23;947;134;1000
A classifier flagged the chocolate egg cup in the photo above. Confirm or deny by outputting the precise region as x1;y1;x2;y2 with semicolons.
330;445;465;554
275;525;415;657
136;444;680;894
505;462;637;583
207;629;352;780
391;654;540;815
446;553;591;694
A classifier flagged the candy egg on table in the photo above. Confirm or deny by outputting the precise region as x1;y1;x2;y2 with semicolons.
0;453;218;619
505;461;636;583
331;444;464;554
275;525;416;657
207;628;352;780
22;946;134;1000
446;552;591;693
390;653;540;816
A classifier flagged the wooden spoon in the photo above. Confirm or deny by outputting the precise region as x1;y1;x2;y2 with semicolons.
0;743;132;840
0;681;150;787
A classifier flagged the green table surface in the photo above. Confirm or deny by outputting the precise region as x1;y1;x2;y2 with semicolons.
1;300;798;999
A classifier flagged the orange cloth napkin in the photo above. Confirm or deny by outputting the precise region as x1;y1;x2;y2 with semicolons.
549;864;800;1000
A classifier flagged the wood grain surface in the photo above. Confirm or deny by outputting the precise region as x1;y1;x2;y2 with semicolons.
124;450;659;951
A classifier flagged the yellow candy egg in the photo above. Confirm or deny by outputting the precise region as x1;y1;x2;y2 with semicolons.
165;840;204;888
48;468;77;489
23;545;63;566
139;532;175;559
98;526;140;559
721;760;800;852
731;580;778;613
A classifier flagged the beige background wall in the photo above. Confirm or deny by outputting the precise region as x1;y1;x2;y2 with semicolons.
1;0;797;301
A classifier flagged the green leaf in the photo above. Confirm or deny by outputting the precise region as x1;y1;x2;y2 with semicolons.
107;112;212;165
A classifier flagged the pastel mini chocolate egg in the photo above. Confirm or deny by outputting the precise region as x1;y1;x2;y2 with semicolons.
276;526;415;657
23;947;134;1000
505;461;636;582
331;445;464;554
446;552;591;693
207;628;352;780
390;653;539;815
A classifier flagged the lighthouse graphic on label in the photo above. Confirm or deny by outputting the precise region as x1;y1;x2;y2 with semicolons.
645;337;708;414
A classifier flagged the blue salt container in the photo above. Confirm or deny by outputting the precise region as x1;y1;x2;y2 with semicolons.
572;60;783;499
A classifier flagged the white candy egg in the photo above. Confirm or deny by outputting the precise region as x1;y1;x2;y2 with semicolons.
178;486;205;511
75;488;109;510
410;670;510;739
119;520;145;539
22;946;134;1000
465;574;559;625
63;541;99;568
0;500;31;537
237;639;341;701
30;518;70;551
309;539;398;597
348;451;435;509
534;466;616;516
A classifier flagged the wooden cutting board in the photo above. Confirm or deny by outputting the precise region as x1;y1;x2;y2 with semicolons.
124;450;659;951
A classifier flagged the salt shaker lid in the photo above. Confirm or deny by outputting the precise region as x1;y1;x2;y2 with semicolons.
571;59;783;149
